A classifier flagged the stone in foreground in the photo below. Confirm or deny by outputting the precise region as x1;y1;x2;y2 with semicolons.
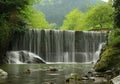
111;75;120;84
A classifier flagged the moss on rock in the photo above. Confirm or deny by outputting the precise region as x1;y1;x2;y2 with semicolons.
94;30;120;72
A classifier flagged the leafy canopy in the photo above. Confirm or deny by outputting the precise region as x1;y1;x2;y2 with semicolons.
25;7;50;29
60;3;113;30
85;4;113;29
60;9;83;30
113;0;120;28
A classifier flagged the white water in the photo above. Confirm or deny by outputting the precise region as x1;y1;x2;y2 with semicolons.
93;42;106;63
7;51;46;64
7;30;106;64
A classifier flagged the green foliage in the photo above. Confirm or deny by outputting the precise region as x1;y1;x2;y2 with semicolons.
0;0;49;49
85;4;113;29
108;29;120;47
60;9;84;30
113;0;120;28
94;47;120;72
0;19;10;47
60;4;113;31
0;0;37;32
25;7;50;29
37;0;100;27
94;29;120;72
0;0;33;44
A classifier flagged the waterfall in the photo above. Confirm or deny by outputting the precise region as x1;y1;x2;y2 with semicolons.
93;42;106;63
75;31;106;63
7;29;106;64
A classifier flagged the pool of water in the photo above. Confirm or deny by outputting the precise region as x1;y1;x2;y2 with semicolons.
0;64;94;84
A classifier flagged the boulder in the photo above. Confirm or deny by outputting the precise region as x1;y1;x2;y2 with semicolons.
94;77;108;84
111;75;120;84
65;73;82;82
7;50;46;64
42;81;56;84
81;76;89;80
47;67;58;72
0;69;8;78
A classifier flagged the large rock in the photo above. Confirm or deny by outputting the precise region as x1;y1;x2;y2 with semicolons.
0;69;8;78
94;77;108;84
111;75;120;84
7;50;46;64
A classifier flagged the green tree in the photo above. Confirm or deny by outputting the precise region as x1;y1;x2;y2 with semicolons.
113;0;120;28
26;8;50;29
84;4;113;29
60;9;84;30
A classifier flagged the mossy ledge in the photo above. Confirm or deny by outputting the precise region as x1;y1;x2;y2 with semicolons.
94;29;120;72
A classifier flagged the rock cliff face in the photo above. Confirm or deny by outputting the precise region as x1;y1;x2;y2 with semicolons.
94;30;120;72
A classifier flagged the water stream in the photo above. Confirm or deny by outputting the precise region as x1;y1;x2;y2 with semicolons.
0;64;94;84
7;30;106;64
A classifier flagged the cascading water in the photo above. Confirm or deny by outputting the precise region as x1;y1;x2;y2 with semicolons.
7;29;106;64
75;31;106;63
93;42;106;62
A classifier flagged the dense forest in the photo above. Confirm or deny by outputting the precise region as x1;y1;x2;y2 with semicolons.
35;0;103;27
34;0;113;30
61;4;113;30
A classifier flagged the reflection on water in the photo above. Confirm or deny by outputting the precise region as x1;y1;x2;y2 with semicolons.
0;64;94;84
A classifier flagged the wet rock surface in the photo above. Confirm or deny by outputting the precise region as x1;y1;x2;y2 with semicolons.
111;75;120;84
65;69;109;84
0;69;8;78
46;67;59;72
